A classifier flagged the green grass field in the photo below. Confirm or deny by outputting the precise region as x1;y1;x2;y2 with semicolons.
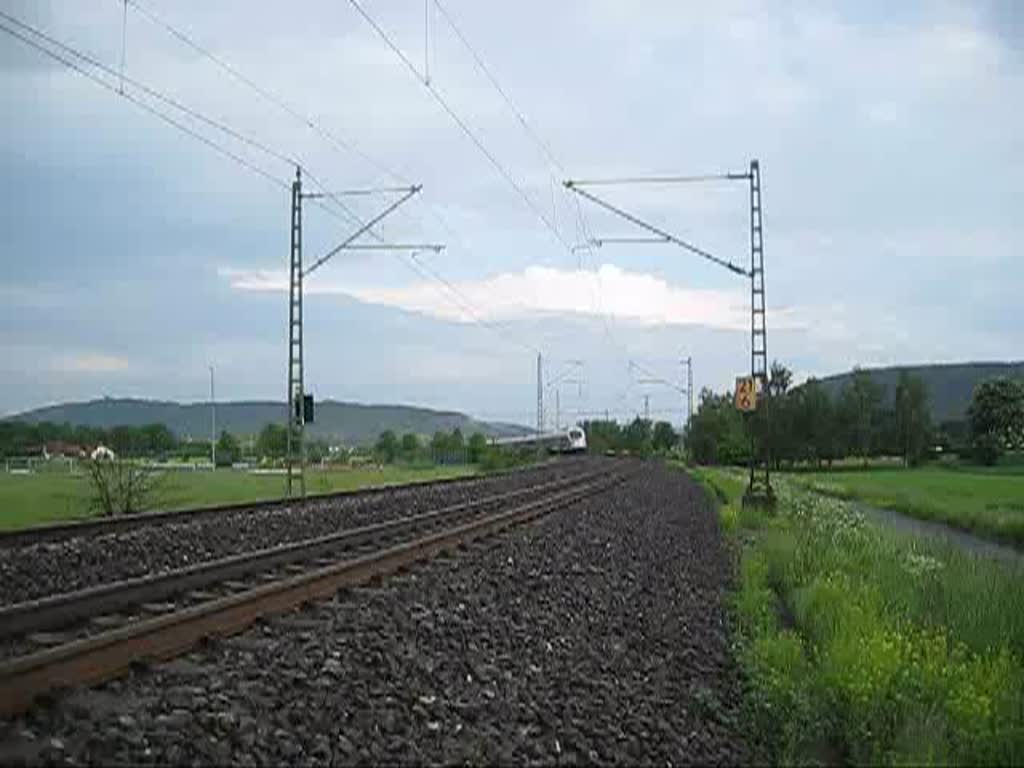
0;465;477;531
687;465;1024;764
790;466;1024;546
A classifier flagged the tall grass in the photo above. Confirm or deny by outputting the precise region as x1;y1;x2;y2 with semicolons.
693;467;1024;765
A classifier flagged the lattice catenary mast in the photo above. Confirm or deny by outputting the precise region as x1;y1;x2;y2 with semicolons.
565;160;773;504
285;168;442;498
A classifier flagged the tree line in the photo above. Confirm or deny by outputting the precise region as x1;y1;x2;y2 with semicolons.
581;418;679;457
0;421;182;459
685;364;1024;467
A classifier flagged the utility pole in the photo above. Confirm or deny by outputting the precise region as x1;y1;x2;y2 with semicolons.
284;168;440;499
565;159;773;505
536;353;544;459
682;356;693;430
286;168;305;498
748;160;770;500
209;365;216;470
555;389;560;432
643;394;650;422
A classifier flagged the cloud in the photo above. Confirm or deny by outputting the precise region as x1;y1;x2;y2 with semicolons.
2;1;1022;418
53;354;132;374
219;263;807;331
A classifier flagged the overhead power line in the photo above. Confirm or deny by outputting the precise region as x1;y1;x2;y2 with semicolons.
405;252;542;356
4;6;554;375
0;9;435;277
348;0;645;374
629;360;686;395
430;0;627;354
423;5;639;369
431;0;565;175
124;0;406;185
348;0;573;253
126;0;482;265
0;13;289;190
127;0;548;360
4;10;296;169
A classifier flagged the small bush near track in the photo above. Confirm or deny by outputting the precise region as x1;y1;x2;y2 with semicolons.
687;466;1024;765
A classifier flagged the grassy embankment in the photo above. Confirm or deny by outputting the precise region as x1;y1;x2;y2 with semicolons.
689;465;1024;765
0;465;477;531
791;465;1024;546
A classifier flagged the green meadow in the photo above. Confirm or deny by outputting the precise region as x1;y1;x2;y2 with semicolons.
0;464;477;531
792;465;1024;545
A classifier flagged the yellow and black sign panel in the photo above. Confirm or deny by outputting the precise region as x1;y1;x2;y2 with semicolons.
734;376;757;412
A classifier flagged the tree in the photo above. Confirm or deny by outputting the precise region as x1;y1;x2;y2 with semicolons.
450;428;465;452
894;372;931;466
140;423;177;455
761;361;795;468
216;430;241;466
581;420;622;454
767;361;793;397
622;417;653;456
467;432;488;463
839;368;884;464
791;378;835;467
400;433;420;461
375;430;399;463
430;430;449;462
686;388;749;465
432;428;466;464
967;377;1024;465
651;421;678;453
256;423;288;459
85;457;165;516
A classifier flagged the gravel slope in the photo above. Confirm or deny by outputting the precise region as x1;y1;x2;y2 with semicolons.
0;461;752;765
0;460;593;606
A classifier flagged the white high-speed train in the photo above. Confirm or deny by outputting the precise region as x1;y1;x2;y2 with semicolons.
489;426;588;453
561;426;587;454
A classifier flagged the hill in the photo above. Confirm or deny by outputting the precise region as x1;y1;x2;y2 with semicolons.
4;398;531;446
813;361;1024;423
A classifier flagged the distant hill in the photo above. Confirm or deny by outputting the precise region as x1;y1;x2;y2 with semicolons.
5;398;531;446
814;362;1024;423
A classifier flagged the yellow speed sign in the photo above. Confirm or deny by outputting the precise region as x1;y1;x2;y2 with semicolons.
735;376;758;412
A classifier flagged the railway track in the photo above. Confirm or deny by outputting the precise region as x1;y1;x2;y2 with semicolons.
0;459;573;548
0;459;597;608
0;468;623;718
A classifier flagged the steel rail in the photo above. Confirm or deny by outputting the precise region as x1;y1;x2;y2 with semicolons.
0;459;572;548
0;473;623;717
0;470;604;639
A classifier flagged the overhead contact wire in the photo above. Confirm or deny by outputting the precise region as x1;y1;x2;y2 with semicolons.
0;16;289;190
347;0;573;254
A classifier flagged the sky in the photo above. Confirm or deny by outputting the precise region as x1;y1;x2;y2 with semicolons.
1;0;1021;428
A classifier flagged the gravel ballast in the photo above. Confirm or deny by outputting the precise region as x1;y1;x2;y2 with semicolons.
0;461;752;765
0;460;593;606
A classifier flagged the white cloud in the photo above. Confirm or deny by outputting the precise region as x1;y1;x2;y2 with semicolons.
219;263;807;331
